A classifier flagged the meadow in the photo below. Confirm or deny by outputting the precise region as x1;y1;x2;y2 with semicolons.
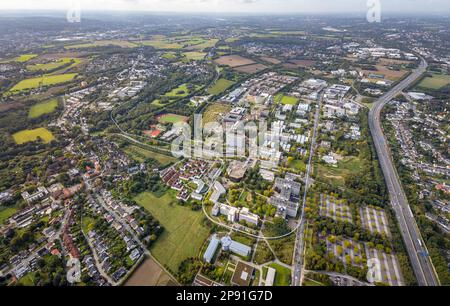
208;78;235;95
134;191;210;272
0;207;18;225
417;73;450;89
65;40;138;49
28;98;59;118
27;58;81;72
9;73;78;92
12;127;55;144
275;93;299;105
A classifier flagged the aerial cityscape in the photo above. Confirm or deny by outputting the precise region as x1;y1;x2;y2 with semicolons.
0;0;448;290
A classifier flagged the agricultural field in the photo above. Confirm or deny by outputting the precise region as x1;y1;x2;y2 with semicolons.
12;127;55;144
65;40;138;49
182;51;206;61
260;57;282;65
275;93;299;105
319;194;353;223
202;103;232;124
28;98;59;118
15;54;38;62
27;58;81;72
9;73;78;92
234;64;268;74
360;206;391;237
134;191;210;272
214;55;255;68
207;78;235;95
124;257;174;286
417;73;450;89
157;113;189;124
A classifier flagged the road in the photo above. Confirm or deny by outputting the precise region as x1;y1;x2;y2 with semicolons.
292;92;323;286
368;58;440;286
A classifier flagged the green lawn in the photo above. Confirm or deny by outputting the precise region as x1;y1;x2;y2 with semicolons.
208;78;235;95
28;98;59;118
417;74;450;90
12;127;55;144
0;207;18;225
134;191;210;272
288;159;307;172
9;73;78;92
266;263;292;286
164;84;190;98
275;94;298;105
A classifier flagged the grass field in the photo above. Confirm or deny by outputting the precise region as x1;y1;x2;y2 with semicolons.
123;145;178;166
183;51;206;61
163;83;199;98
157;113;189;124
208;78;235;95
417;74;450;89
65;40;138;49
202;103;232;124
9;73;78;92
141;38;184;50
16;54;38;63
266;263;292;286
275;94;298;105
316;156;363;186
27;58;81;72
12;127;55;144
0;207;18;225
134;191;210;272
288;159;307;172
28;98;59;118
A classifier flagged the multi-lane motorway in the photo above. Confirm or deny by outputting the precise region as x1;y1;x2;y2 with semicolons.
369;58;440;286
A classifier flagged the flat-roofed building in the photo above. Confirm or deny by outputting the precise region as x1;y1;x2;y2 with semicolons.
203;235;220;263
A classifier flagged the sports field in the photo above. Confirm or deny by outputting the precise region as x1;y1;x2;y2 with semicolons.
275;93;299;105
134;191;210;272
12;128;55;144
9;73;78;92
157;113;189;124
28;98;59;118
417;74;450;89
208;78;235;95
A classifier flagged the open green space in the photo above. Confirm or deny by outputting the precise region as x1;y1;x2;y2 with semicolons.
163;83;196;98
275;93;299;105
65;40;138;49
12;127;55;144
208;78;235;95
28;98;59;118
202;103;232;124
266;263;292;286
134;191;210;272
16;54;38;63
288;159;307;172
316;156;363;187
27;58;81;72
123;145;178;166
0;207;18;225
417;73;450;90
182;52;206;61
9;73;78;92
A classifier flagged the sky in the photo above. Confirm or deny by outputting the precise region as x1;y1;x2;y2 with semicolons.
0;0;449;14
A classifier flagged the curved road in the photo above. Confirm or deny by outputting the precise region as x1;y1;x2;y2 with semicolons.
369;58;440;286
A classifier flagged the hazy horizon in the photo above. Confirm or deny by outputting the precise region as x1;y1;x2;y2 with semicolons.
0;0;450;14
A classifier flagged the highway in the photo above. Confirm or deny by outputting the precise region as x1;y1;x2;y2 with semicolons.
368;58;440;286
